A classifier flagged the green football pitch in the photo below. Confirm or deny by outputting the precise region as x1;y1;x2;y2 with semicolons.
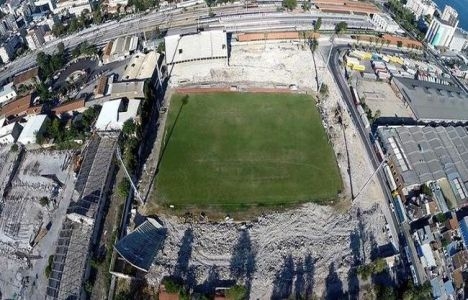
154;92;342;211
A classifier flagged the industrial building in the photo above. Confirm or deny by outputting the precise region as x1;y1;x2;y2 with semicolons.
378;126;468;207
102;36;139;64
392;77;468;123
121;51;160;81
47;134;118;299
165;30;228;65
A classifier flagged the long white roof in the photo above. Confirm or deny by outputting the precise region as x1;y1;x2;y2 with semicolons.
95;99;140;131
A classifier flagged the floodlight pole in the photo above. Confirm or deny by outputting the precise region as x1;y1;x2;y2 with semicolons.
353;158;387;201
115;146;144;204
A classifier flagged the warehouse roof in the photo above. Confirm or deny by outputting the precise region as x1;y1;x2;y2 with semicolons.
393;77;468;122
110;81;145;99
378;126;468;204
121;51;159;80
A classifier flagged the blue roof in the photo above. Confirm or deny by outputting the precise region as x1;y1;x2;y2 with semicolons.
460;216;468;247
447;241;459;257
444;280;455;295
431;278;442;298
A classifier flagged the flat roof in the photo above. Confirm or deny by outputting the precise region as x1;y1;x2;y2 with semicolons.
110;81;145;99
393;77;468;122
17;114;47;144
114;218;165;272
95;98;140;131
378;126;468;203
165;30;227;65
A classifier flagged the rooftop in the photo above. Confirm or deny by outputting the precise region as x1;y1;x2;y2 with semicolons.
114;218;165;272
378;126;468;203
95;98;140;131
0;94;32;118
109;80;145;99
165;30;227;65
17;114;47;145
121;51;159;81
12;67;39;86
393;77;468;122
52;99;86;115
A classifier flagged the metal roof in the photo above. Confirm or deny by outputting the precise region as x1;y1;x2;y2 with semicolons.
393;77;468;122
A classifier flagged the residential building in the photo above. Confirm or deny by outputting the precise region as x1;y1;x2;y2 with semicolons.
372;13;402;33
0;122;22;144
0;34;22;63
165;30;227;65
441;5;459;27
425;18;457;48
404;0;436;19
0;93;33;118
108;0;128;7
54;0;91;16
51;99;86;116
0;82;17;105
94;76;108;98
449;28;467;52
25;26;45;50
33;0;56;12
17;114;48;144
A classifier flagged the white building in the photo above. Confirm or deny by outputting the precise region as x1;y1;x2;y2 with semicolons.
404;0;436;19
102;36;139;64
54;0;91;16
0;82;17;105
95;98;140;131
372;13;402;33
440;5;459;27
0;122;22;144
25;26;46;50
108;0;128;7
425;18;456;48
449;29;467;52
17;114;48;145
165;30;227;65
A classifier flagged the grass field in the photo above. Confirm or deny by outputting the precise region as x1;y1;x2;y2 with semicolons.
155;92;342;211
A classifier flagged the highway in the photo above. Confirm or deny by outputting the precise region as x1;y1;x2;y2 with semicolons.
0;4;376;83
329;44;426;285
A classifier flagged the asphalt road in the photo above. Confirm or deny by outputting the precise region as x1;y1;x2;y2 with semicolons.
329;44;427;285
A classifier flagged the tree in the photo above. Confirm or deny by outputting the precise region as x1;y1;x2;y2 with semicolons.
157;41;165;53
309;37;319;53
397;40;403;48
122;119;136;137
40;196;50;206
10;144;18;152
117;178;131;199
320;83;329;96
335;21;348;34
282;0;297;11
301;0;311;11
226;285;248;300
314;17;322;32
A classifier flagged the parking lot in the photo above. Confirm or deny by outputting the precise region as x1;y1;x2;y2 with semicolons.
357;80;414;118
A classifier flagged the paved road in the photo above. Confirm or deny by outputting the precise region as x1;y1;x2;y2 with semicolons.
329;44;426;285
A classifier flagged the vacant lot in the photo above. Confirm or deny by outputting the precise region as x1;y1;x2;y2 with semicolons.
154;92;341;211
